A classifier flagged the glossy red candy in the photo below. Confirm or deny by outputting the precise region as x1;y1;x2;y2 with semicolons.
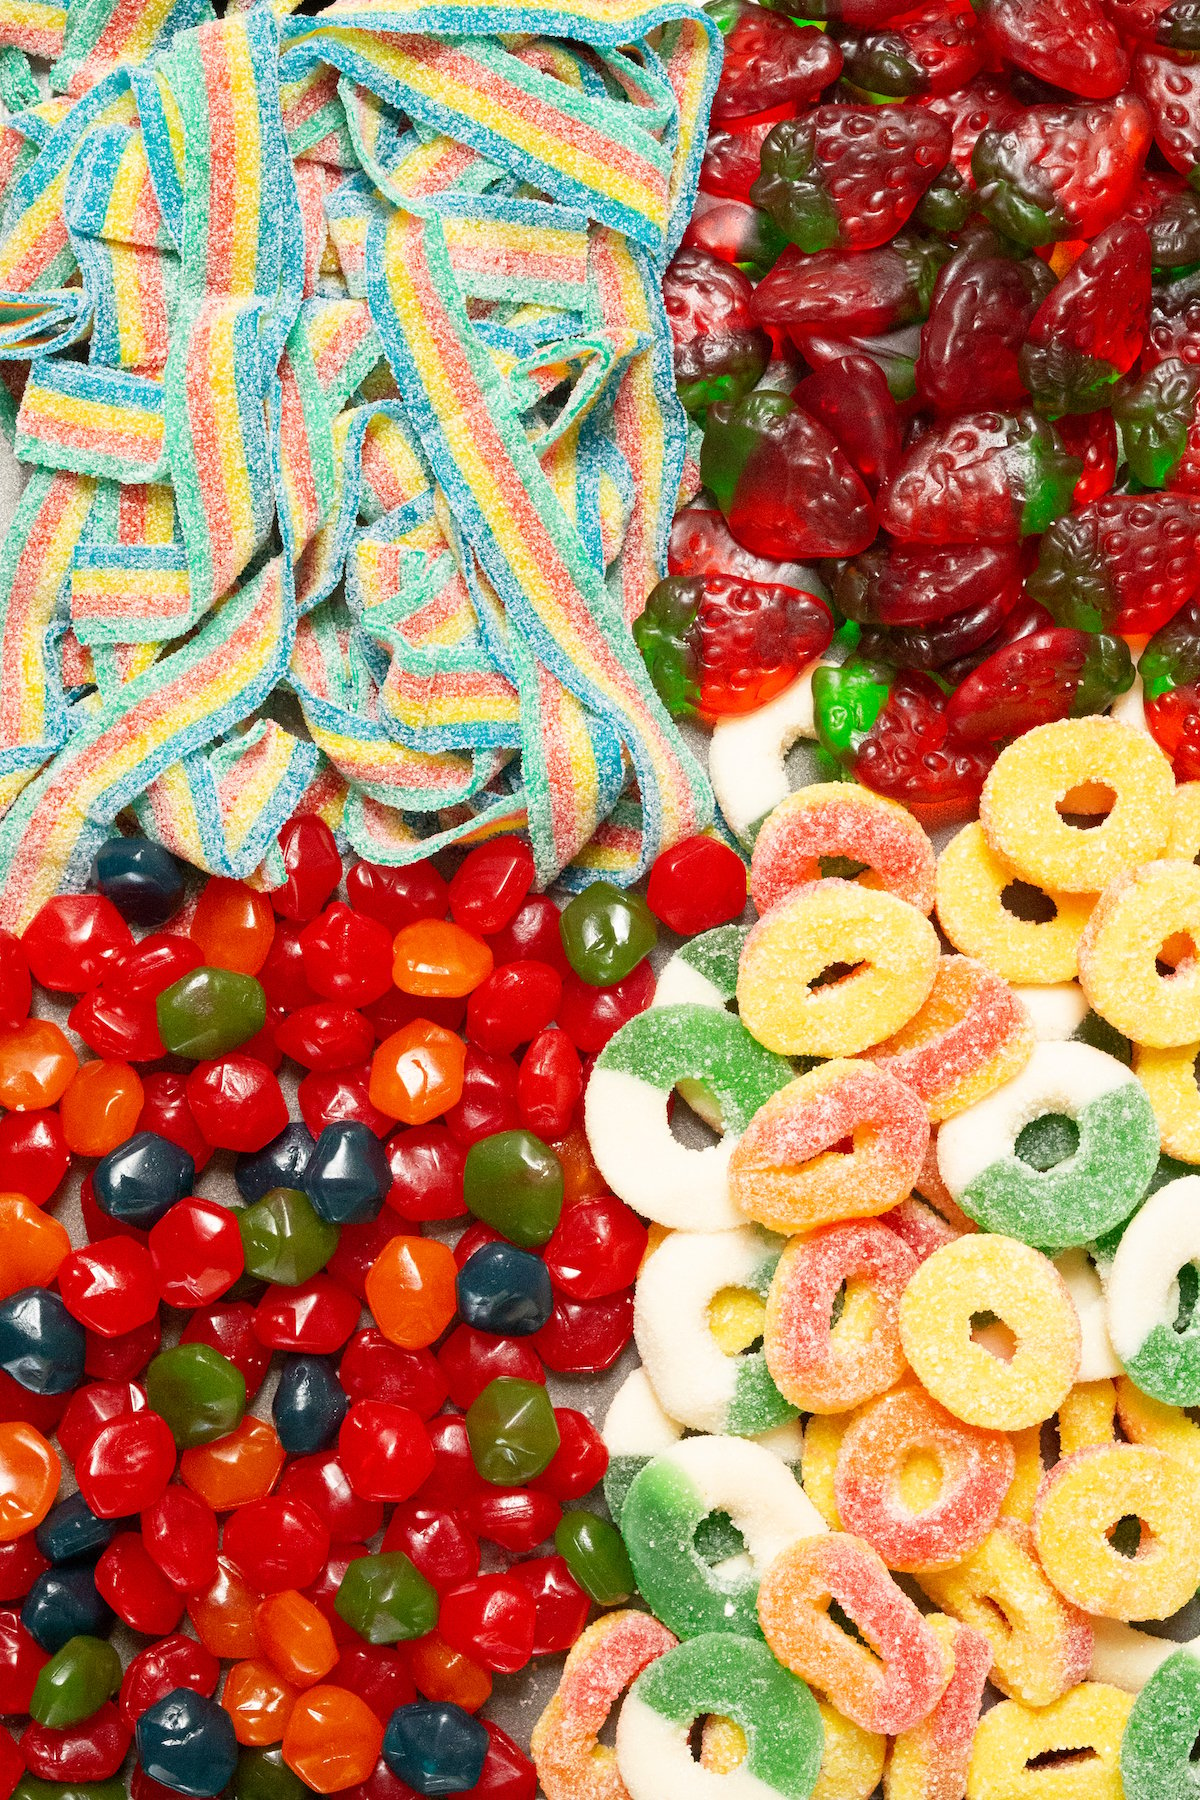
970;91;1151;244
275;1001;376;1071
1056;410;1119;506
946;628;1133;742
95;1530;185;1634
436;1326;545;1411
0;1371;66;1435
0;1724;20;1800
57;1238;159;1337
700;392;877;560
0;1533;48;1602
75;1409;177;1517
753;107;951;253
839;1;984;98
556;964;654;1055
277;1451;384;1545
466;1488;562;1555
661;247;770;414
21;1702;131;1781
258;922;320;1013
466;963;562;1057
106;933;202;998
299;1063;393;1140
543;1197;647;1301
473;1723;536;1800
141;1485;220;1593
710;1;842;124
185;1054;288;1153
0;1607;46;1711
484;898;569;980
254;1276;361;1354
300;903;394;1007
385;1125;467;1222
149;1197;243;1308
531;1291;634;1375
517;1030;582;1142
645;838;746;936
1135;46;1200;180
753;236;950;341
918;251;1052;414
507;1557;590;1657
420;1416;489;1511
119;1633;219;1727
22;895;132;992
327;1212;399;1303
529;1410;608;1504
137;1072;211;1173
84;1315;161;1381
346;859;450;933
445;1047;521;1145
337;1400;435;1502
0;1109;69;1205
978;0;1128;96
69;984;164;1061
439;1575;536;1675
334;1642;417;1720
57;1379;145;1461
339;1330;449;1421
1030;491;1200;634
0;930;31;1030
449;842;536;937
274;816;343;923
879;410;1080;545
1018;220;1151;414
223;1494;332;1592
382;1504;482;1593
182;1302;271;1398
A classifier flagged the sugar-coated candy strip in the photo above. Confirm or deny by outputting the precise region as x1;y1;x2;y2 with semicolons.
1080;859;1200;1048
868;955;1034;1122
0;0;66;60
1035;1442;1200;1620
935;1040;1158;1248
15;362;168;483
622;1435;827;1643
730;1060;930;1236
633;1225;797;1436
531;1610;678;1800
1105;1175;1200;1405
585;1003;793;1232
758;1532;949;1737
763;1220;918;1414
935;822;1094;987
969;1685;1132;1800
833;1386;1014;1573
885;1615;991;1800
899;1236;1080;1431
52;0;212;98
750;782;937;917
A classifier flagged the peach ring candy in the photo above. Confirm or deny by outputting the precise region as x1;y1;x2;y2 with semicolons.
1167;780;1200;861
709;665;824;846
601;1368;683;1530
615;1632;825;1800
1054;1251;1121;1382
585;1003;793;1233
869;955;1035;1122
898;1235;1080;1430
1088;1618;1187;1694
1121;1644;1200;1800
979;717;1174;895
652;925;747;1011
1016;983;1090;1042
737;881;940;1058
1132;1041;1200;1163
967;1682;1133;1800
801;1414;850;1532
885;1615;993;1800
883;1198;962;1267
729;1059;930;1236
621;1435;827;1643
1115;1376;1200;1480
749;784;937;917
1104;1176;1200;1406
757;1531;948;1737
1034;1442;1200;1620
934;1040;1158;1248
763;1219;919;1414
1079;860;1200;1048
531;1609;678;1800
633;1226;797;1437
701;1698;885;1800
934;822;1094;987
833;1386;1015;1573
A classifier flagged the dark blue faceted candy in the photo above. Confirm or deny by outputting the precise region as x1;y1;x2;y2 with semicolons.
35;1494;121;1565
235;1123;315;1206
22;1565;115;1652
303;1121;390;1225
92;836;185;927
0;1288;86;1394
455;1242;553;1338
271;1354;348;1454
92;1131;194;1228
382;1703;489;1796
136;1687;239;1797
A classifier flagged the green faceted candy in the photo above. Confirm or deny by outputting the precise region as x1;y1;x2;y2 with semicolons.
559;879;657;987
239;1188;338;1285
466;1376;559;1485
463;1131;563;1248
30;1636;122;1727
146;1342;246;1447
157;966;266;1059
232;1750;308;1800
555;1511;634;1606
334;1552;439;1644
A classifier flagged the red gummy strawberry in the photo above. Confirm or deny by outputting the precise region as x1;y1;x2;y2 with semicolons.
1018;220;1151;414
709;1;843;125
752;105;952;251
1128;171;1200;269
1108;0;1200;44
971;91;1152;244
752;234;951;339
838;1;984;98
922;74;1017;181
1146;270;1200;371
1030;492;1200;634
1133;47;1200;178
878;411;1081;544
977;0;1129;97
918;249;1054;413
700;121;775;203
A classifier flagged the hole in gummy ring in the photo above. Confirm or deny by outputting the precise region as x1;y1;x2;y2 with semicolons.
1000;880;1058;924
809;961;866;991
668;1087;723;1149
1025;1747;1100;1772
1158;932;1198;980
1190;1728;1200;1764
970;1311;1017;1362
687;1719;706;1762
1174;1263;1200;1336
819;854;870;882
1055;781;1116;830
1107;1514;1147;1559
1015;1113;1079;1171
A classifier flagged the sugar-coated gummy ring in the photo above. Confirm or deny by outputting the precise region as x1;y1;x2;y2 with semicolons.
1113;1375;1200;1482
1079;860;1200;1048
935;822;1094;986
756;1531;948;1737
1016;983;1090;1042
736;880;940;1058
531;1610;678;1800
1121;1646;1200;1800
832;1385;1015;1572
868;955;1035;1122
632;1226;797;1436
1167;782;1200;863
1034;1444;1200;1621
709;669;821;845
917;1520;1093;1709
889;1616;992;1800
1105;1175;1200;1405
898;1236;1080;1430
651;925;747;1011
601;1368;682;1529
1133;1042;1200;1163
979;718;1173;895
584;1003;793;1232
969;1684;1133;1800
729;1059;930;1236
749;783;937;917
934;1040;1158;1248
703;1700;886;1800
763;1220;918;1414
615;1633;825;1800
621;1435;827;1644
801;1415;850;1533
1054;1249;1121;1383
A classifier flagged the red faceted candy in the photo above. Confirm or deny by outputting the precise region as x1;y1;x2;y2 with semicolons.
0;1370;66;1435
277;1452;384;1545
385;1125;467;1222
466;962;562;1057
420;1416;489;1512
646;837;746;936
259;923;320;1013
0;1109;69;1205
557;964;654;1055
276;1003;376;1071
507;1556;590;1657
517;1030;582;1142
253;1275;361;1354
529;1411;608;1503
485;897;569;979
0;1533;48;1602
367;987;467;1041
185;1055;288;1153
57;1238;158;1337
149;1198;243;1308
182;1302;271;1399
444;1047;521;1146
466;1488;561;1555
439;1575;536;1675
95;1530;185;1634
453;1224;504;1272
106;933;202;998
436;1327;545;1411
382;1503;482;1593
339;1330;449;1421
57;1379;146;1462
119;1633;219;1727
137;1071;211;1173
76;1409;177;1517
0;1722;22;1800
141;1485;220;1594
334;1642;417;1721
22;895;132;993
0;1607;46;1712
303;1541;370;1646
327;1212;400;1303
338;1400;435;1503
472;1723;536;1800
449;842;535;936
223;1495;332;1593
69;984;164;1061
0;930;31;1030
299;1063;392;1140
274;816;343;923
346;860;450;934
84;1314;161;1381
21;1703;131;1782
300;903;394;1007
531;1291;634;1375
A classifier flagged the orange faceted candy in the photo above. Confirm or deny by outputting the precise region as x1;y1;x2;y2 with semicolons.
410;1634;492;1712
61;1059;144;1156
180;1417;285;1511
256;1590;338;1689
190;878;275;976
392;920;493;997
282;1685;384;1794
188;1555;262;1660
370;1020;465;1125
0;1420;59;1541
0;1195;70;1298
0;1018;77;1109
365;1235;458;1349
223;1658;298;1745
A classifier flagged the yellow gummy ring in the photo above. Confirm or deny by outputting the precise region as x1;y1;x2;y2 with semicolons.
979;718;1173;894
1079;859;1200;1047
1133;1040;1200;1162
1033;1443;1200;1619
966;1683;1132;1800
935;823;1094;986
1167;781;1200;862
